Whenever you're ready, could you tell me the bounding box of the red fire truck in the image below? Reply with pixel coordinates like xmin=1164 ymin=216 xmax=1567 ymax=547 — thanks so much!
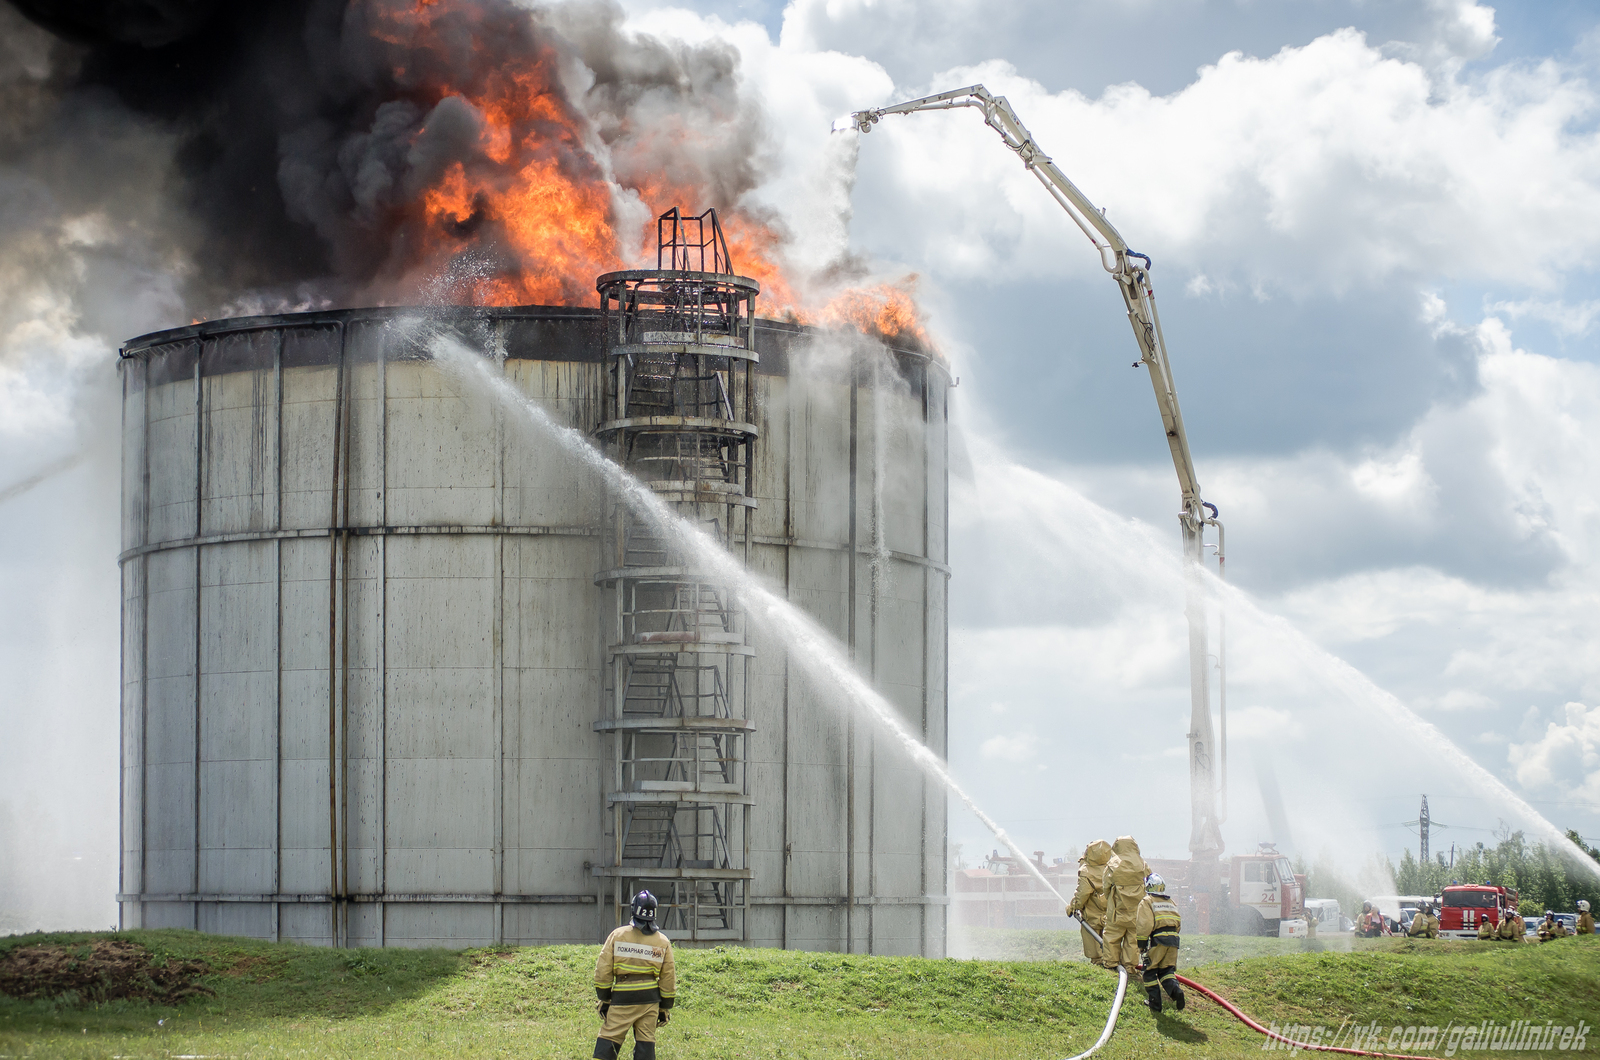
xmin=1226 ymin=843 xmax=1306 ymax=936
xmin=1438 ymin=882 xmax=1519 ymax=940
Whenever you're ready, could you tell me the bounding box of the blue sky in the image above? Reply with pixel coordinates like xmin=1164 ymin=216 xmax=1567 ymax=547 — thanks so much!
xmin=3 ymin=0 xmax=1599 ymax=928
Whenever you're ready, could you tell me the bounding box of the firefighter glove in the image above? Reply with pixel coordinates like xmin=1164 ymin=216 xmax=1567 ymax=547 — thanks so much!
xmin=596 ymin=1001 xmax=609 ymax=1018
xmin=657 ymin=1009 xmax=671 ymax=1027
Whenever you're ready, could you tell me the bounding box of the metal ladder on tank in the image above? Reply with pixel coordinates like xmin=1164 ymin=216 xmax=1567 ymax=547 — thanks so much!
xmin=596 ymin=207 xmax=757 ymax=941
xmin=615 ymin=583 xmax=737 ymax=870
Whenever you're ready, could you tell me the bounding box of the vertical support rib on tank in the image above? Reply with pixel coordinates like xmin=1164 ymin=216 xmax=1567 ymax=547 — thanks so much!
xmin=592 ymin=209 xmax=761 ymax=942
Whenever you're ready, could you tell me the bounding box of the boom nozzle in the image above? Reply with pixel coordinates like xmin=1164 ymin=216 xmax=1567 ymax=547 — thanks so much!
xmin=845 ymin=109 xmax=878 ymax=133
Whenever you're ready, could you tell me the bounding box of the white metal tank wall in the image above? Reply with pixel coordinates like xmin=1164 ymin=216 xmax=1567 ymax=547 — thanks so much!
xmin=118 ymin=308 xmax=949 ymax=953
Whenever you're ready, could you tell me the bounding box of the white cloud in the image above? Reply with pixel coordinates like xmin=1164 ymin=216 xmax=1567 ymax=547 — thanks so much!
xmin=979 ymin=733 xmax=1037 ymax=763
xmin=1508 ymin=702 xmax=1600 ymax=810
xmin=1350 ymin=448 xmax=1435 ymax=512
xmin=632 ymin=3 xmax=1600 ymax=301
xmin=1417 ymin=688 xmax=1499 ymax=713
xmin=1486 ymin=296 xmax=1600 ymax=338
xmin=829 ymin=28 xmax=1600 ymax=296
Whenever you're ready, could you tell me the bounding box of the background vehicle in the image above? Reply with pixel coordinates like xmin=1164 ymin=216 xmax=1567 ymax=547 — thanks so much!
xmin=1438 ymin=883 xmax=1518 ymax=940
xmin=1304 ymin=898 xmax=1350 ymax=933
xmin=1227 ymin=844 xmax=1305 ymax=935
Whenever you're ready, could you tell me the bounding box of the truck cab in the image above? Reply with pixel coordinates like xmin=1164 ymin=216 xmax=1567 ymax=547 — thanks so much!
xmin=1438 ymin=883 xmax=1518 ymax=940
xmin=1228 ymin=843 xmax=1304 ymax=936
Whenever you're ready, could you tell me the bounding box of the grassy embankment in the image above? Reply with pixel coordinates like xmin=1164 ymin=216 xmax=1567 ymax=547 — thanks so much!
xmin=1 ymin=929 xmax=1596 ymax=1059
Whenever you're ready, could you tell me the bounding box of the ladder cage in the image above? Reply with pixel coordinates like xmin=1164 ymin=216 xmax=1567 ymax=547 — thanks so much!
xmin=618 ymin=729 xmax=744 ymax=791
xmin=594 ymin=206 xmax=760 ymax=943
xmin=657 ymin=207 xmax=734 ymax=275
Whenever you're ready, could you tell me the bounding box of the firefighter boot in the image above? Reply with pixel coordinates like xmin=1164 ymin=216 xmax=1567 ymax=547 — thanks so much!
xmin=592 ymin=1038 xmax=620 ymax=1060
xmin=1146 ymin=985 xmax=1163 ymax=1014
xmin=1163 ymin=978 xmax=1186 ymax=1011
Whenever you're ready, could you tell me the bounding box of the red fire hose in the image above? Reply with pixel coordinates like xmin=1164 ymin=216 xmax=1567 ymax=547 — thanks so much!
xmin=1175 ymin=975 xmax=1443 ymax=1060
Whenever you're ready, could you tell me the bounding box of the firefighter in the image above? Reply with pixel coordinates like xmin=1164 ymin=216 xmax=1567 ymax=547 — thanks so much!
xmin=1577 ymin=900 xmax=1594 ymax=935
xmin=1496 ymin=909 xmax=1524 ymax=942
xmin=1136 ymin=873 xmax=1185 ymax=1014
xmin=1357 ymin=902 xmax=1385 ymax=938
xmin=1476 ymin=915 xmax=1495 ymax=941
xmin=1065 ymin=840 xmax=1113 ymax=967
xmin=1537 ymin=911 xmax=1568 ymax=942
xmin=593 ymin=891 xmax=676 ymax=1060
xmin=1099 ymin=835 xmax=1150 ymax=976
xmin=1407 ymin=902 xmax=1439 ymax=939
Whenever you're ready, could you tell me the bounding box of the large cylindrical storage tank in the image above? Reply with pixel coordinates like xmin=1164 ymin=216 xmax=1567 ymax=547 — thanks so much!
xmin=117 ymin=304 xmax=950 ymax=953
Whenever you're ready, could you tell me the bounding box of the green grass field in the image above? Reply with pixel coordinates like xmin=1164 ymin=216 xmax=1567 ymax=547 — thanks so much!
xmin=1 ymin=929 xmax=1596 ymax=1059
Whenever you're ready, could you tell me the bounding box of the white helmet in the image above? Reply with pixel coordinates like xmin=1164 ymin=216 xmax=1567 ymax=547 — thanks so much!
xmin=1145 ymin=873 xmax=1167 ymax=894
xmin=1580 ymin=900 xmax=1591 ymax=912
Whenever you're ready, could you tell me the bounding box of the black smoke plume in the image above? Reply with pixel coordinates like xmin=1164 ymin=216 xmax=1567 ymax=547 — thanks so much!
xmin=3 ymin=0 xmax=776 ymax=320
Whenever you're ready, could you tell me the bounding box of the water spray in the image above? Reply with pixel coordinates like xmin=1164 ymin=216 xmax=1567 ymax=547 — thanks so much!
xmin=419 ymin=326 xmax=1076 ymax=907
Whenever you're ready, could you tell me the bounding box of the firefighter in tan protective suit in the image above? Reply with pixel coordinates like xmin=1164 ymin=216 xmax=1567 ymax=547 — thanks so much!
xmin=1065 ymin=840 xmax=1113 ymax=967
xmin=1407 ymin=903 xmax=1439 ymax=939
xmin=1537 ymin=911 xmax=1569 ymax=941
xmin=1496 ymin=909 xmax=1524 ymax=941
xmin=1577 ymin=900 xmax=1594 ymax=935
xmin=593 ymin=891 xmax=676 ymax=1060
xmin=1099 ymin=835 xmax=1150 ymax=976
xmin=1476 ymin=916 xmax=1495 ymax=941
xmin=1135 ymin=873 xmax=1185 ymax=1014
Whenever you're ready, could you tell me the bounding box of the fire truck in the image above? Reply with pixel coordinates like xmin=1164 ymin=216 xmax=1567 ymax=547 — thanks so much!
xmin=1438 ymin=882 xmax=1519 ymax=940
xmin=1225 ymin=843 xmax=1306 ymax=935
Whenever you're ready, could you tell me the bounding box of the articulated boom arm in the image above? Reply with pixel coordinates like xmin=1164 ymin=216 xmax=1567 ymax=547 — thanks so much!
xmin=851 ymin=85 xmax=1228 ymax=878
xmin=851 ymin=85 xmax=1204 ymax=524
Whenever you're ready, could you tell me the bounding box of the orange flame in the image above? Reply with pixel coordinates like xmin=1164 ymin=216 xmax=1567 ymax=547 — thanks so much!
xmin=809 ymin=281 xmax=931 ymax=350
xmin=368 ymin=0 xmax=935 ymax=354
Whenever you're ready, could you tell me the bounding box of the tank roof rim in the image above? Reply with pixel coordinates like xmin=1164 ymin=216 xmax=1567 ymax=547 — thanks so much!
xmin=120 ymin=303 xmax=607 ymax=356
xmin=116 ymin=303 xmax=951 ymax=380
xmin=596 ymin=269 xmax=761 ymax=293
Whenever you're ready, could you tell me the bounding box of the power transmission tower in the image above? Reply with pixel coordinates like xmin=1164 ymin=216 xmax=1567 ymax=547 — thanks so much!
xmin=1419 ymin=795 xmax=1431 ymax=863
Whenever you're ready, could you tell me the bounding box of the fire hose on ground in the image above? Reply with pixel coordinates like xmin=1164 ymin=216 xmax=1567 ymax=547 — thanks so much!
xmin=1064 ymin=915 xmax=1441 ymax=1060
xmin=1175 ymin=975 xmax=1443 ymax=1060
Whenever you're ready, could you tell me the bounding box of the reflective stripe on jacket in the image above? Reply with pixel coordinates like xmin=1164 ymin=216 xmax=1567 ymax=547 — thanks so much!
xmin=594 ymin=925 xmax=676 ymax=1005
xmin=1136 ymin=893 xmax=1182 ymax=947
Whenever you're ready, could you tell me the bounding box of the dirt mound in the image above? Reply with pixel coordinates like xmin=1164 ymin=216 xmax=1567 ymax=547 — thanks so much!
xmin=0 ymin=939 xmax=213 ymax=1004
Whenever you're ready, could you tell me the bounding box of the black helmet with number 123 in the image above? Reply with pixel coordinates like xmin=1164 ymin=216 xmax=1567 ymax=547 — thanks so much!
xmin=632 ymin=890 xmax=659 ymax=934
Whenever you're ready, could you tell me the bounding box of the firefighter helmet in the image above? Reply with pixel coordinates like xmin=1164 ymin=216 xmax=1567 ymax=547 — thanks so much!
xmin=1145 ymin=873 xmax=1167 ymax=894
xmin=1579 ymin=900 xmax=1591 ymax=912
xmin=631 ymin=890 xmax=659 ymax=933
